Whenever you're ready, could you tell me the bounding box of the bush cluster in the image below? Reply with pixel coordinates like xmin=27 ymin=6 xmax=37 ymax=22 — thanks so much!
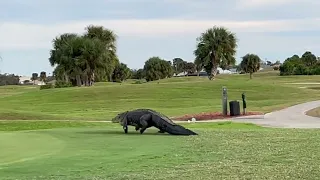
xmin=39 ymin=84 xmax=54 ymax=90
xmin=39 ymin=81 xmax=73 ymax=90
xmin=279 ymin=51 xmax=320 ymax=76
xmin=55 ymin=81 xmax=73 ymax=88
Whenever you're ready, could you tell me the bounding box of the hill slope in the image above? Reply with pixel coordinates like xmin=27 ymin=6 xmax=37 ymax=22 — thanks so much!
xmin=1 ymin=72 xmax=320 ymax=120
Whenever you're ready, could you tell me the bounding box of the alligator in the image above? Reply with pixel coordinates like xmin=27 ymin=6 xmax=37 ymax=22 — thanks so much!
xmin=111 ymin=109 xmax=198 ymax=136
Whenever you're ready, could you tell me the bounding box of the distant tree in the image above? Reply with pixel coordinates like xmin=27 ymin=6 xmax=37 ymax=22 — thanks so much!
xmin=194 ymin=57 xmax=204 ymax=76
xmin=240 ymin=53 xmax=261 ymax=79
xmin=194 ymin=26 xmax=237 ymax=80
xmin=266 ymin=61 xmax=272 ymax=65
xmin=40 ymin=71 xmax=47 ymax=82
xmin=274 ymin=60 xmax=281 ymax=65
xmin=112 ymin=63 xmax=131 ymax=82
xmin=144 ymin=57 xmax=173 ymax=82
xmin=0 ymin=74 xmax=20 ymax=86
xmin=48 ymin=25 xmax=119 ymax=87
xmin=181 ymin=61 xmax=188 ymax=73
xmin=301 ymin=51 xmax=317 ymax=66
xmin=31 ymin=73 xmax=38 ymax=84
xmin=46 ymin=75 xmax=55 ymax=82
xmin=131 ymin=68 xmax=145 ymax=79
xmin=172 ymin=58 xmax=185 ymax=74
xmin=185 ymin=62 xmax=196 ymax=75
xmin=279 ymin=51 xmax=320 ymax=76
xmin=279 ymin=55 xmax=301 ymax=75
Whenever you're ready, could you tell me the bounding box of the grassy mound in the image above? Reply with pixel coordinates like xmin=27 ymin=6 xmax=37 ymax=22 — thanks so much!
xmin=1 ymin=72 xmax=320 ymax=121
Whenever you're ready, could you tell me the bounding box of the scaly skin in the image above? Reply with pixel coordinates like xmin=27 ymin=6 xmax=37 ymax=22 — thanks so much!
xmin=111 ymin=109 xmax=198 ymax=136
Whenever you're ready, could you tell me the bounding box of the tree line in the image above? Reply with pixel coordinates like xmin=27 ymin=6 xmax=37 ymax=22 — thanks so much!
xmin=47 ymin=24 xmax=270 ymax=86
xmin=6 ymin=24 xmax=312 ymax=87
xmin=0 ymin=73 xmax=20 ymax=86
xmin=279 ymin=51 xmax=320 ymax=75
xmin=3 ymin=24 xmax=319 ymax=88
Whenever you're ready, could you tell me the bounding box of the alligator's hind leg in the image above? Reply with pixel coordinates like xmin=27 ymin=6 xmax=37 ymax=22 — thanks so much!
xmin=135 ymin=125 xmax=140 ymax=131
xmin=139 ymin=114 xmax=152 ymax=134
xmin=158 ymin=124 xmax=168 ymax=133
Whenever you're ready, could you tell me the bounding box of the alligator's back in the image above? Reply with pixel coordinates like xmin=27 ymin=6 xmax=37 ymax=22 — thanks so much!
xmin=144 ymin=109 xmax=176 ymax=125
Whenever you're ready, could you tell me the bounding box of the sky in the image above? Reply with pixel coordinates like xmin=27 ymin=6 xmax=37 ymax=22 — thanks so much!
xmin=0 ymin=0 xmax=320 ymax=76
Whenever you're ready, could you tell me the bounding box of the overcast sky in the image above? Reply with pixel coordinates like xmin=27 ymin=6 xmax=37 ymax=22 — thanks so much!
xmin=1 ymin=0 xmax=320 ymax=76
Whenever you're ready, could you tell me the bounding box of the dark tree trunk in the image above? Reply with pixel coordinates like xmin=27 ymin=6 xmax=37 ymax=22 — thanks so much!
xmin=85 ymin=77 xmax=89 ymax=86
xmin=76 ymin=75 xmax=81 ymax=87
xmin=90 ymin=72 xmax=95 ymax=86
xmin=210 ymin=50 xmax=218 ymax=80
xmin=250 ymin=73 xmax=253 ymax=79
xmin=64 ymin=73 xmax=69 ymax=83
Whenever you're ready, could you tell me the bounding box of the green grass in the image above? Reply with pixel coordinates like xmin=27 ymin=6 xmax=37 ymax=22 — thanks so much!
xmin=1 ymin=121 xmax=320 ymax=179
xmin=1 ymin=71 xmax=320 ymax=121
xmin=2 ymin=72 xmax=320 ymax=179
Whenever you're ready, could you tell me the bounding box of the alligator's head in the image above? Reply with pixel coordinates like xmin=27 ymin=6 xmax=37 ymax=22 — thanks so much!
xmin=111 ymin=111 xmax=128 ymax=125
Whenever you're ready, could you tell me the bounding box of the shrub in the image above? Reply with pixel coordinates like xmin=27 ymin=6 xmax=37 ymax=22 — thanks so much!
xmin=40 ymin=84 xmax=54 ymax=90
xmin=279 ymin=51 xmax=320 ymax=76
xmin=310 ymin=66 xmax=320 ymax=75
xmin=55 ymin=81 xmax=73 ymax=88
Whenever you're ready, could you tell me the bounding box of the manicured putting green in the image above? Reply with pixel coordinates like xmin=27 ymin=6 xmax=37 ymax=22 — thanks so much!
xmin=1 ymin=121 xmax=320 ymax=179
xmin=0 ymin=132 xmax=64 ymax=167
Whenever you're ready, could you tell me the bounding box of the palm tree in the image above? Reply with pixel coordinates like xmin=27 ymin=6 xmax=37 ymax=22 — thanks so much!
xmin=48 ymin=25 xmax=120 ymax=87
xmin=194 ymin=26 xmax=237 ymax=80
xmin=84 ymin=25 xmax=118 ymax=83
xmin=49 ymin=33 xmax=79 ymax=83
xmin=74 ymin=36 xmax=110 ymax=86
xmin=240 ymin=53 xmax=261 ymax=79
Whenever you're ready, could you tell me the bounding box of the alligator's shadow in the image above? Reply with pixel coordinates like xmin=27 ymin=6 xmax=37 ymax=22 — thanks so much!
xmin=77 ymin=129 xmax=172 ymax=136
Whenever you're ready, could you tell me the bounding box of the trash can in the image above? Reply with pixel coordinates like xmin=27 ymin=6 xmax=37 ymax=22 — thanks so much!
xmin=229 ymin=101 xmax=240 ymax=116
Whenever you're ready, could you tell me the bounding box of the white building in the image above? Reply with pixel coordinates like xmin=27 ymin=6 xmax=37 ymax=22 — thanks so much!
xmin=19 ymin=76 xmax=46 ymax=85
xmin=19 ymin=76 xmax=31 ymax=84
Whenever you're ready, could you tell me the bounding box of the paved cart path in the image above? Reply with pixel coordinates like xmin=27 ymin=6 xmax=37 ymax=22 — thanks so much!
xmin=221 ymin=100 xmax=320 ymax=128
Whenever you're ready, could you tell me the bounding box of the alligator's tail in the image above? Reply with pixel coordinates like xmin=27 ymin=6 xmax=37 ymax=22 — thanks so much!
xmin=164 ymin=124 xmax=198 ymax=136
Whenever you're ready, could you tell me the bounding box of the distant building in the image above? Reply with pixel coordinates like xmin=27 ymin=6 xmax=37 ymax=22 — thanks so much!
xmin=18 ymin=76 xmax=46 ymax=85
xmin=229 ymin=68 xmax=238 ymax=74
xmin=19 ymin=76 xmax=31 ymax=84
xmin=173 ymin=72 xmax=188 ymax=77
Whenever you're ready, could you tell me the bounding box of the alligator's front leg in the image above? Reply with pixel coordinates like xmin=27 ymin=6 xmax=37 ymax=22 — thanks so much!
xmin=139 ymin=114 xmax=152 ymax=134
xmin=123 ymin=117 xmax=128 ymax=134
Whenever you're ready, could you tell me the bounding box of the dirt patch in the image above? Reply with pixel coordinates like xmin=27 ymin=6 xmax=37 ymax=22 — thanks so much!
xmin=305 ymin=107 xmax=320 ymax=118
xmin=286 ymin=82 xmax=320 ymax=85
xmin=172 ymin=111 xmax=264 ymax=121
xmin=307 ymin=87 xmax=320 ymax=90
